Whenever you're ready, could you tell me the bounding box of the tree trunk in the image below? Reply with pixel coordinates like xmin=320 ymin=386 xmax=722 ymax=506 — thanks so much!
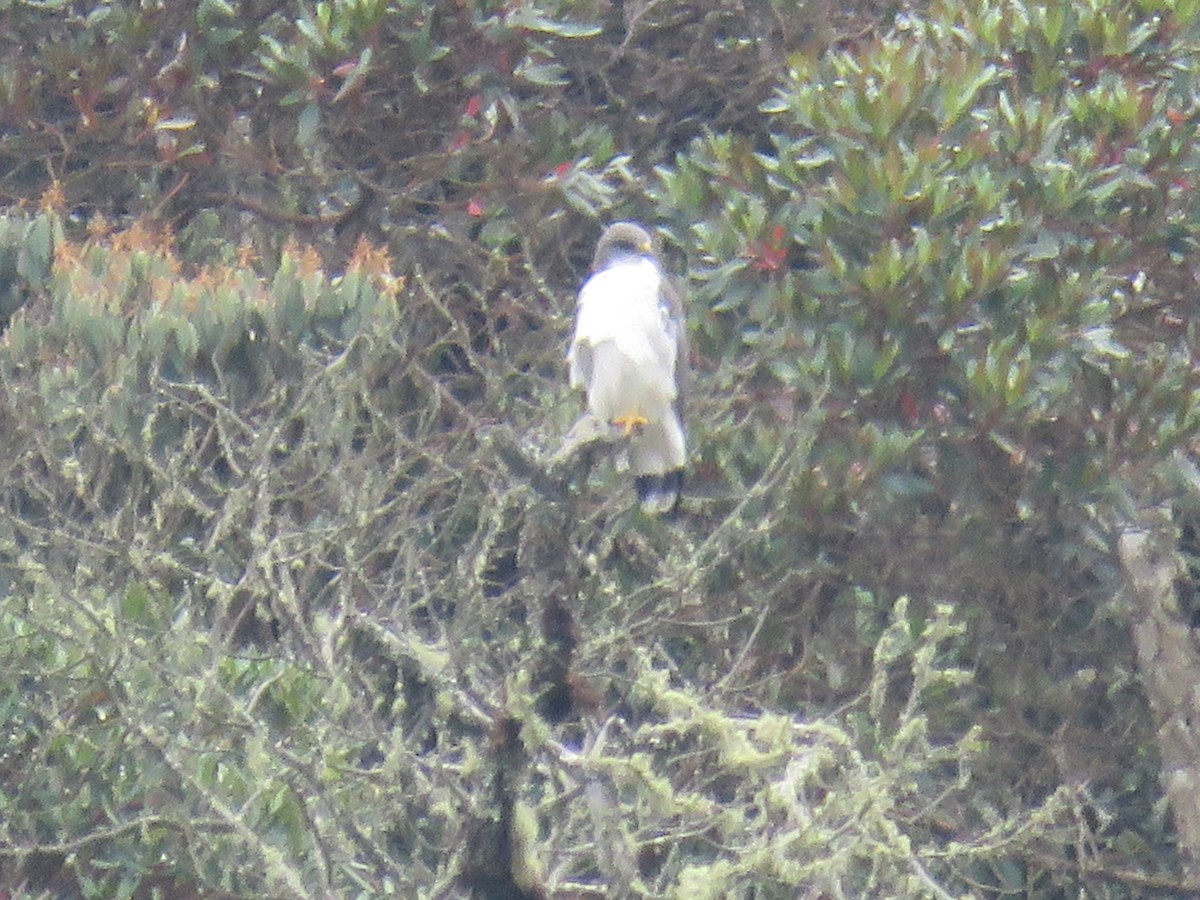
xmin=1119 ymin=510 xmax=1200 ymax=880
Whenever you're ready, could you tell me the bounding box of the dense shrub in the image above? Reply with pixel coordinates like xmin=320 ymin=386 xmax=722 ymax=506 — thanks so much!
xmin=3 ymin=0 xmax=1200 ymax=896
xmin=0 ymin=217 xmax=1054 ymax=897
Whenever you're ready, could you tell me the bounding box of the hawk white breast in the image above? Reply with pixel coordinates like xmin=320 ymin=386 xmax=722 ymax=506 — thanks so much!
xmin=568 ymin=222 xmax=686 ymax=515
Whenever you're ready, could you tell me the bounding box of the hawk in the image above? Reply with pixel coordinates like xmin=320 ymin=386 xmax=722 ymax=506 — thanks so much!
xmin=568 ymin=222 xmax=687 ymax=515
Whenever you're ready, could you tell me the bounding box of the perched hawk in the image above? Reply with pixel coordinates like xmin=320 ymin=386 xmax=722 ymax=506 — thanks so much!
xmin=568 ymin=222 xmax=687 ymax=514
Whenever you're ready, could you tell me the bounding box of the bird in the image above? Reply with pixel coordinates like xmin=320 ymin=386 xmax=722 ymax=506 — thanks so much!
xmin=567 ymin=222 xmax=687 ymax=515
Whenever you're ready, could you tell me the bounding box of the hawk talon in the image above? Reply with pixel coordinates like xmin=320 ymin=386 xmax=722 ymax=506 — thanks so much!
xmin=612 ymin=413 xmax=649 ymax=436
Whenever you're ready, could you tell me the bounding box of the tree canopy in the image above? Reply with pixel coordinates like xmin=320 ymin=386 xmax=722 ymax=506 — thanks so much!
xmin=4 ymin=0 xmax=1200 ymax=897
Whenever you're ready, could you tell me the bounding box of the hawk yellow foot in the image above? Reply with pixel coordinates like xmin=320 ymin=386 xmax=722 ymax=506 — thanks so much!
xmin=612 ymin=413 xmax=649 ymax=436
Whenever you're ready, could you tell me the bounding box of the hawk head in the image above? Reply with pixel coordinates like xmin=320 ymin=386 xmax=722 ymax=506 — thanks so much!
xmin=592 ymin=222 xmax=656 ymax=271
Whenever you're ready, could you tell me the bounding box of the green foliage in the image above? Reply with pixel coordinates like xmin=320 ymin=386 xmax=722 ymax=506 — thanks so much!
xmin=659 ymin=0 xmax=1200 ymax=504
xmin=3 ymin=0 xmax=1200 ymax=896
xmin=0 ymin=210 xmax=59 ymax=329
xmin=0 ymin=0 xmax=787 ymax=281
xmin=0 ymin=472 xmax=1075 ymax=896
xmin=646 ymin=0 xmax=1200 ymax=891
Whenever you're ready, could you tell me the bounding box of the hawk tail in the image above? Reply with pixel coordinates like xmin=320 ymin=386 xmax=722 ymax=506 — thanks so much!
xmin=635 ymin=469 xmax=683 ymax=516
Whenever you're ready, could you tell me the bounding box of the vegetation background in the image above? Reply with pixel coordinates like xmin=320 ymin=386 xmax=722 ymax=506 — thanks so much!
xmin=3 ymin=0 xmax=1200 ymax=896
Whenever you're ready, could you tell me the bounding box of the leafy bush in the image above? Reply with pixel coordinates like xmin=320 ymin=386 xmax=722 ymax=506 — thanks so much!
xmin=0 ymin=217 xmax=1056 ymax=897
xmin=4 ymin=0 xmax=1200 ymax=896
